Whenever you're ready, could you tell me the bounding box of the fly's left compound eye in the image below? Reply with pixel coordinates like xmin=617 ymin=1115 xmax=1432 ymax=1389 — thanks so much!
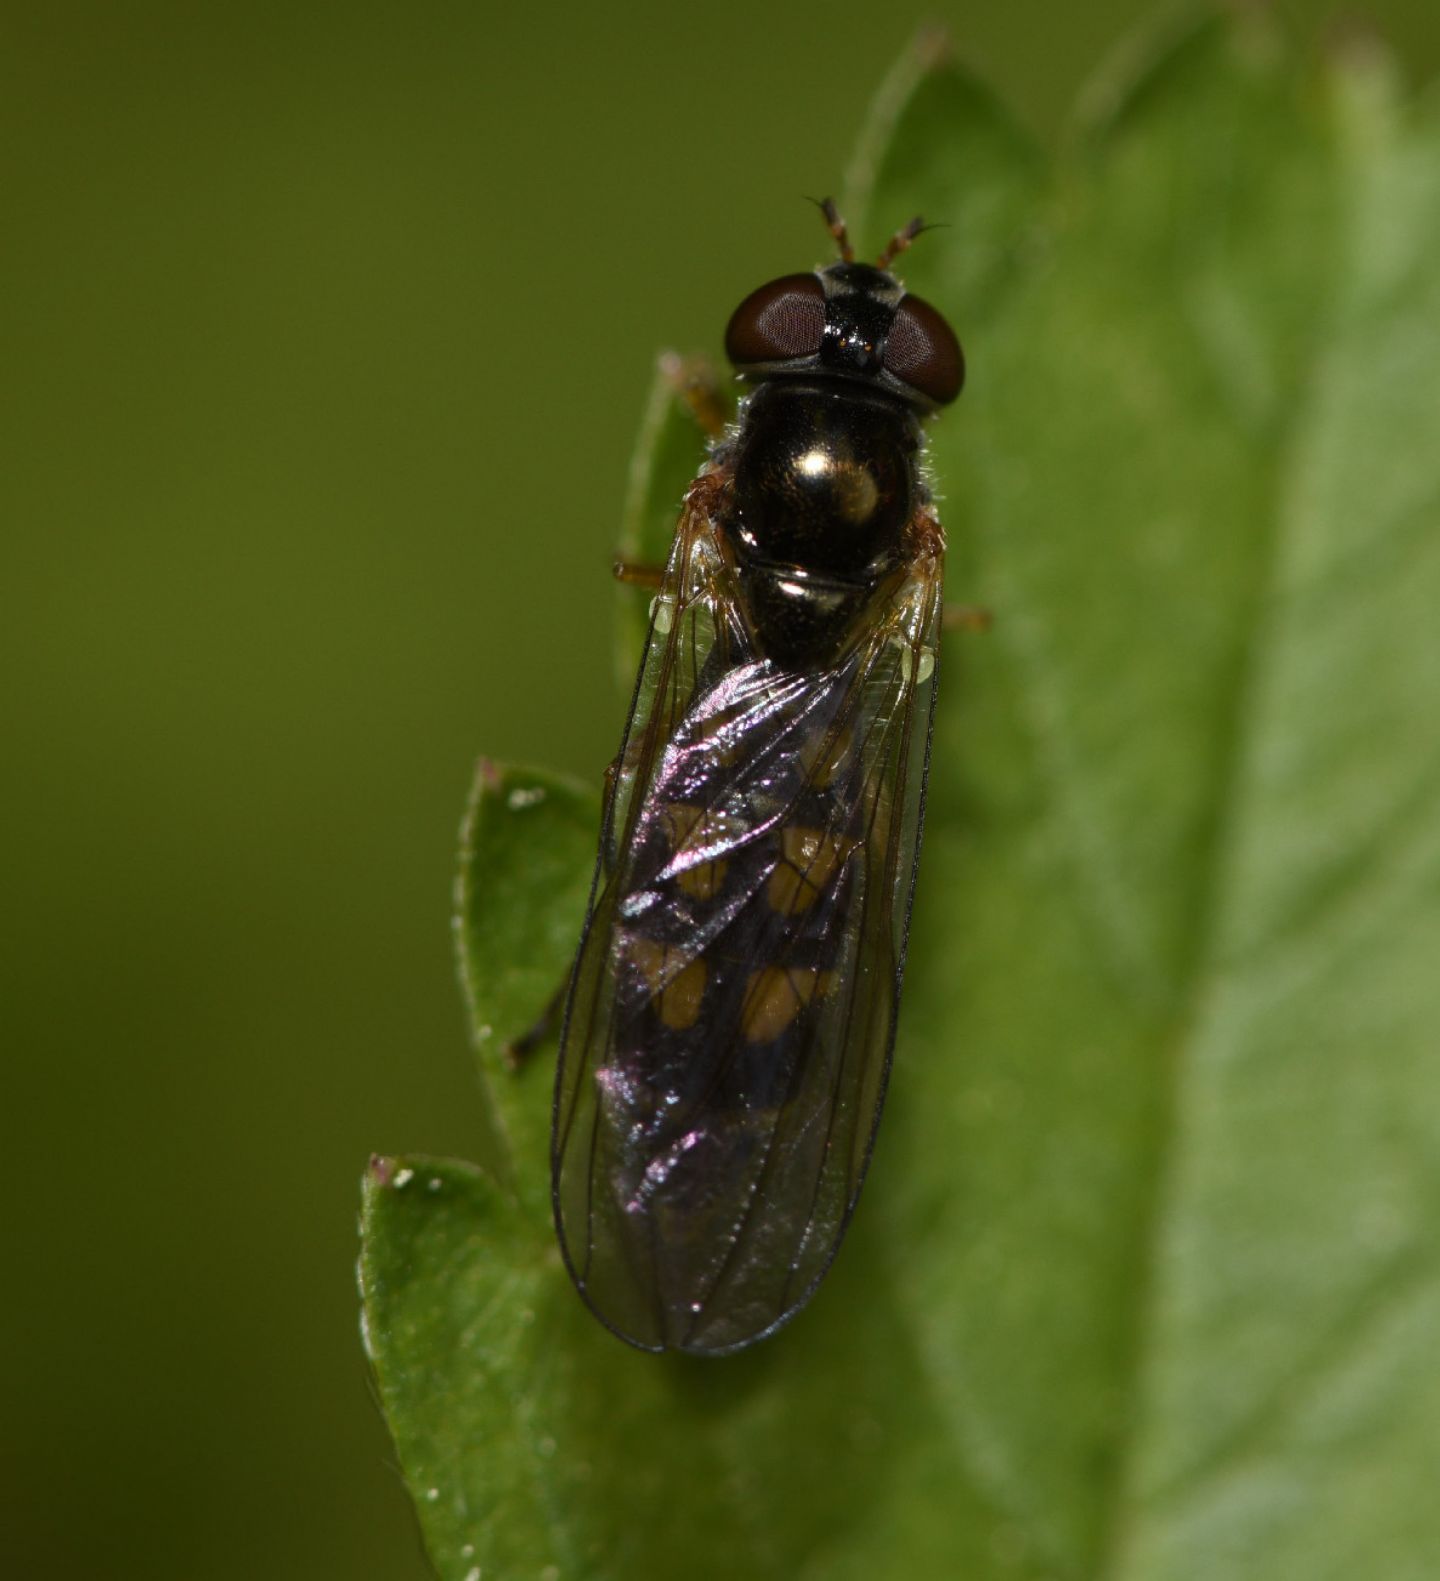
xmin=883 ymin=293 xmax=965 ymax=405
xmin=724 ymin=273 xmax=826 ymax=368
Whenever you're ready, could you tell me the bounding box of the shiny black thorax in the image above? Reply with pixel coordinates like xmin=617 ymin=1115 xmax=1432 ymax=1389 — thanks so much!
xmin=722 ymin=378 xmax=921 ymax=671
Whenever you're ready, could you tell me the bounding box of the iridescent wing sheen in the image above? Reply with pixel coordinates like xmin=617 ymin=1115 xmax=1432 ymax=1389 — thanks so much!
xmin=553 ymin=484 xmax=943 ymax=1354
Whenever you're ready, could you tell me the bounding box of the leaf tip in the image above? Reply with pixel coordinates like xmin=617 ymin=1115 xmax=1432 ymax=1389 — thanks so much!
xmin=365 ymin=1153 xmax=425 ymax=1202
xmin=1069 ymin=5 xmax=1242 ymax=145
xmin=360 ymin=1152 xmax=416 ymax=1239
xmin=910 ymin=19 xmax=955 ymax=74
xmin=843 ymin=21 xmax=967 ymax=229
xmin=1319 ymin=10 xmax=1400 ymax=82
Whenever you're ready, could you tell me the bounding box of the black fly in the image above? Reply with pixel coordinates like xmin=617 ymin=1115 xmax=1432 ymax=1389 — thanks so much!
xmin=552 ymin=200 xmax=964 ymax=1353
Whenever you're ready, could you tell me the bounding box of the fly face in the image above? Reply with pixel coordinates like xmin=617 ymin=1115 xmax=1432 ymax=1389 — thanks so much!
xmin=552 ymin=200 xmax=962 ymax=1354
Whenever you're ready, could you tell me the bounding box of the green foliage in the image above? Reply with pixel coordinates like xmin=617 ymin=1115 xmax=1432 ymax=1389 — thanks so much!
xmin=360 ymin=10 xmax=1440 ymax=1576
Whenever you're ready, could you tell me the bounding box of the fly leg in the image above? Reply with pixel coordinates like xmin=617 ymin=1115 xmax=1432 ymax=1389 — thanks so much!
xmin=613 ymin=354 xmax=730 ymax=586
xmin=613 ymin=559 xmax=665 ymax=589
xmin=909 ymin=506 xmax=992 ymax=634
xmin=502 ymin=979 xmax=569 ymax=1067
xmin=944 ymin=604 xmax=994 ymax=634
xmin=659 ymin=349 xmax=730 ymax=440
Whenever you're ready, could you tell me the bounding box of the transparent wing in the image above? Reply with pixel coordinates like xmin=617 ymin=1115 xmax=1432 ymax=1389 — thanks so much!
xmin=553 ymin=491 xmax=943 ymax=1354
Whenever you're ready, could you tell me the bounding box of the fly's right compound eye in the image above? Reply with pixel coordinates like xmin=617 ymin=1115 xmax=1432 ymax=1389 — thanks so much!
xmin=724 ymin=273 xmax=826 ymax=368
xmin=882 ymin=293 xmax=965 ymax=405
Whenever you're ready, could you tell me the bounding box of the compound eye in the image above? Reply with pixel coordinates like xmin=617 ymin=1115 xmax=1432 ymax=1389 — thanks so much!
xmin=883 ymin=293 xmax=964 ymax=404
xmin=724 ymin=273 xmax=826 ymax=367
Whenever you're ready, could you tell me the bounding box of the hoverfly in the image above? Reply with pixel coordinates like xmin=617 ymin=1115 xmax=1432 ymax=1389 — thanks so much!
xmin=552 ymin=200 xmax=964 ymax=1354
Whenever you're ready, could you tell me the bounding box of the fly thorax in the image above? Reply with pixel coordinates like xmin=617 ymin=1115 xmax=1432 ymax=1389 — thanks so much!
xmin=728 ymin=382 xmax=917 ymax=579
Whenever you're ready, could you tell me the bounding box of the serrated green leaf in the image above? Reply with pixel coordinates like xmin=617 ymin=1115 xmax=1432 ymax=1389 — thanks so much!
xmin=365 ymin=12 xmax=1440 ymax=1579
xmin=453 ymin=760 xmax=597 ymax=1207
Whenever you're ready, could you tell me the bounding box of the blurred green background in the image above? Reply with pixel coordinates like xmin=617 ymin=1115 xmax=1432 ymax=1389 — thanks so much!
xmin=4 ymin=3 xmax=1437 ymax=1576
